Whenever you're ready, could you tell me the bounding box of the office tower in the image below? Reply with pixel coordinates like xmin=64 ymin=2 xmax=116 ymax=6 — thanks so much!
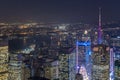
xmin=111 ymin=37 xmax=120 ymax=48
xmin=111 ymin=37 xmax=120 ymax=79
xmin=43 ymin=61 xmax=59 ymax=80
xmin=8 ymin=54 xmax=23 ymax=80
xmin=92 ymin=44 xmax=110 ymax=80
xmin=76 ymin=41 xmax=91 ymax=79
xmin=8 ymin=36 xmax=33 ymax=80
xmin=76 ymin=30 xmax=91 ymax=80
xmin=92 ymin=8 xmax=110 ymax=80
xmin=82 ymin=30 xmax=91 ymax=65
xmin=8 ymin=37 xmax=24 ymax=80
xmin=110 ymin=48 xmax=114 ymax=80
xmin=59 ymin=47 xmax=76 ymax=80
xmin=44 ymin=64 xmax=52 ymax=79
xmin=22 ymin=63 xmax=31 ymax=80
xmin=51 ymin=61 xmax=59 ymax=80
xmin=0 ymin=46 xmax=9 ymax=80
xmin=114 ymin=59 xmax=120 ymax=79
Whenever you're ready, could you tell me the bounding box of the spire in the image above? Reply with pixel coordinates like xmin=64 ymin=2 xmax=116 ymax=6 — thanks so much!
xmin=99 ymin=8 xmax=102 ymax=27
xmin=98 ymin=7 xmax=102 ymax=44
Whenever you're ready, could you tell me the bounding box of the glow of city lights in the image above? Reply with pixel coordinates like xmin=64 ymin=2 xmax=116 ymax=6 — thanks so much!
xmin=93 ymin=47 xmax=98 ymax=51
xmin=117 ymin=36 xmax=120 ymax=38
xmin=84 ymin=30 xmax=88 ymax=34
xmin=110 ymin=72 xmax=114 ymax=80
xmin=79 ymin=65 xmax=89 ymax=80
xmin=77 ymin=66 xmax=80 ymax=69
xmin=76 ymin=41 xmax=91 ymax=46
xmin=88 ymin=51 xmax=91 ymax=55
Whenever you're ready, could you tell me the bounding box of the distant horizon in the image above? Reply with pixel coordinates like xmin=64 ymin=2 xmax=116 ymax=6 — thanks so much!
xmin=0 ymin=19 xmax=120 ymax=25
xmin=0 ymin=0 xmax=120 ymax=24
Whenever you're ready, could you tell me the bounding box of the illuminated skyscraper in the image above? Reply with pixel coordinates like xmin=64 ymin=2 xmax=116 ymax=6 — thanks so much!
xmin=92 ymin=8 xmax=110 ymax=80
xmin=0 ymin=46 xmax=9 ymax=80
xmin=76 ymin=30 xmax=91 ymax=80
xmin=111 ymin=37 xmax=120 ymax=79
xmin=8 ymin=36 xmax=34 ymax=80
xmin=114 ymin=59 xmax=120 ymax=79
xmin=51 ymin=61 xmax=59 ymax=80
xmin=92 ymin=45 xmax=110 ymax=80
xmin=8 ymin=37 xmax=25 ymax=80
xmin=110 ymin=48 xmax=114 ymax=80
xmin=59 ymin=47 xmax=76 ymax=80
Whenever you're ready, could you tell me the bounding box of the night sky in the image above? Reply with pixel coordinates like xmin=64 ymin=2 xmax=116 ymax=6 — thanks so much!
xmin=0 ymin=0 xmax=120 ymax=24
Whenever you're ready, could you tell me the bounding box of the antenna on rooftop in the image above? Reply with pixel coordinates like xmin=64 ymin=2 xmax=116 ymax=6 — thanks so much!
xmin=98 ymin=7 xmax=102 ymax=44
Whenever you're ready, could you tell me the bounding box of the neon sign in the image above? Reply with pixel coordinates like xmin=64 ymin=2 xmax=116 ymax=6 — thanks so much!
xmin=76 ymin=41 xmax=91 ymax=46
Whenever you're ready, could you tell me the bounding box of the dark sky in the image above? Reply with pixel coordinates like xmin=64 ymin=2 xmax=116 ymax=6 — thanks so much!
xmin=0 ymin=0 xmax=120 ymax=24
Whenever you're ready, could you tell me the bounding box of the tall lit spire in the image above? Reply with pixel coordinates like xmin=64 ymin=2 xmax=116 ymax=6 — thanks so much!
xmin=98 ymin=7 xmax=102 ymax=44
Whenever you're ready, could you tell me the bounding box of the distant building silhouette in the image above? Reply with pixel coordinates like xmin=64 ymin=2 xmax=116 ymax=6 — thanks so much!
xmin=28 ymin=76 xmax=50 ymax=80
xmin=75 ymin=73 xmax=83 ymax=80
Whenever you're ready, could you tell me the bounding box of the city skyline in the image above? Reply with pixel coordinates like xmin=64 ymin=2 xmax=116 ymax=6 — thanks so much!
xmin=0 ymin=0 xmax=120 ymax=24
xmin=0 ymin=1 xmax=120 ymax=80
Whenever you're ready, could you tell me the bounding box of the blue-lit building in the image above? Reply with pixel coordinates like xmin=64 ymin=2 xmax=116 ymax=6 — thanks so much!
xmin=76 ymin=30 xmax=91 ymax=80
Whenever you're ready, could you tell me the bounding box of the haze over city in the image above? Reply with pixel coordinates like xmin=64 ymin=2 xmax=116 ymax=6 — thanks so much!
xmin=0 ymin=0 xmax=120 ymax=80
xmin=0 ymin=0 xmax=120 ymax=24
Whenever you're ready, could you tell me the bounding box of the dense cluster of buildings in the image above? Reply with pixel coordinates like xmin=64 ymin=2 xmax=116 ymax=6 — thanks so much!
xmin=0 ymin=20 xmax=119 ymax=80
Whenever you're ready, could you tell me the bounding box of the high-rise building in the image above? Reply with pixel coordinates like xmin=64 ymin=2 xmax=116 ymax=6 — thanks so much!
xmin=76 ymin=30 xmax=91 ymax=80
xmin=92 ymin=44 xmax=110 ymax=80
xmin=76 ymin=41 xmax=91 ymax=80
xmin=0 ymin=46 xmax=9 ymax=80
xmin=111 ymin=37 xmax=120 ymax=48
xmin=91 ymin=8 xmax=110 ymax=80
xmin=8 ymin=53 xmax=23 ymax=80
xmin=59 ymin=47 xmax=76 ymax=80
xmin=8 ymin=36 xmax=33 ymax=80
xmin=114 ymin=59 xmax=120 ymax=79
xmin=8 ymin=38 xmax=24 ymax=80
xmin=44 ymin=65 xmax=52 ymax=79
xmin=51 ymin=61 xmax=59 ymax=80
xmin=110 ymin=48 xmax=114 ymax=80
xmin=111 ymin=37 xmax=120 ymax=79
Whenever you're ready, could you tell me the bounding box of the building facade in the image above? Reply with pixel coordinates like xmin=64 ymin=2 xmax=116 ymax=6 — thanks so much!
xmin=92 ymin=44 xmax=110 ymax=80
xmin=111 ymin=37 xmax=120 ymax=79
xmin=8 ymin=37 xmax=33 ymax=80
xmin=59 ymin=47 xmax=76 ymax=80
xmin=0 ymin=46 xmax=9 ymax=80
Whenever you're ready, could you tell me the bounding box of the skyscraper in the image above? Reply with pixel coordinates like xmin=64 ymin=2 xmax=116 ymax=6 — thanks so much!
xmin=92 ymin=45 xmax=110 ymax=80
xmin=8 ymin=36 xmax=33 ymax=80
xmin=92 ymin=8 xmax=110 ymax=80
xmin=0 ymin=46 xmax=9 ymax=80
xmin=59 ymin=47 xmax=76 ymax=80
xmin=76 ymin=30 xmax=91 ymax=80
xmin=111 ymin=37 xmax=120 ymax=79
